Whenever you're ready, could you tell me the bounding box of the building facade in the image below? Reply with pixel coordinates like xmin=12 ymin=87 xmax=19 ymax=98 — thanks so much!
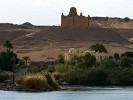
xmin=65 ymin=48 xmax=111 ymax=61
xmin=61 ymin=7 xmax=90 ymax=27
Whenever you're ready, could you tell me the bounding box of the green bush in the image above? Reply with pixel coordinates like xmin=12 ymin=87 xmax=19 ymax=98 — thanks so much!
xmin=101 ymin=59 xmax=118 ymax=69
xmin=0 ymin=51 xmax=19 ymax=71
xmin=87 ymin=68 xmax=108 ymax=85
xmin=66 ymin=53 xmax=96 ymax=69
xmin=90 ymin=44 xmax=107 ymax=53
xmin=114 ymin=53 xmax=120 ymax=60
xmin=54 ymin=64 xmax=68 ymax=73
xmin=55 ymin=54 xmax=65 ymax=64
xmin=107 ymin=68 xmax=133 ymax=85
xmin=63 ymin=69 xmax=88 ymax=85
xmin=119 ymin=57 xmax=133 ymax=68
xmin=121 ymin=52 xmax=133 ymax=58
xmin=47 ymin=65 xmax=55 ymax=73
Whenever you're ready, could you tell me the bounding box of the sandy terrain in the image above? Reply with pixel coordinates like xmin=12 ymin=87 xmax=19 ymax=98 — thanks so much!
xmin=1 ymin=17 xmax=133 ymax=61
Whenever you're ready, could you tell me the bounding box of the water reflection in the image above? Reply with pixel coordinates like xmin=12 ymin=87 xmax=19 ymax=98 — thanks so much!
xmin=0 ymin=86 xmax=133 ymax=100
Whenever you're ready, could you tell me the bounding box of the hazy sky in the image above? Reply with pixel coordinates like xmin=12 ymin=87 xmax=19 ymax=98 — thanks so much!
xmin=0 ymin=0 xmax=132 ymax=25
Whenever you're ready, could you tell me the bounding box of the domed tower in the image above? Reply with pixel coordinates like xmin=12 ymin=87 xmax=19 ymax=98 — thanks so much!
xmin=65 ymin=48 xmax=77 ymax=61
xmin=69 ymin=48 xmax=77 ymax=55
xmin=69 ymin=7 xmax=77 ymax=16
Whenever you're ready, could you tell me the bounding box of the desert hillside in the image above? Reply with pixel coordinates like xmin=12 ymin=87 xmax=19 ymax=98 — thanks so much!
xmin=0 ymin=17 xmax=133 ymax=61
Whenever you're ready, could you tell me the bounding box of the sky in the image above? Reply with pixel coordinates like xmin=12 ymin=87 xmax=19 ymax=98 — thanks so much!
xmin=0 ymin=0 xmax=132 ymax=25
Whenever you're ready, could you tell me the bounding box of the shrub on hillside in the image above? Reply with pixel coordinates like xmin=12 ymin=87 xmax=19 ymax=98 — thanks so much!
xmin=124 ymin=17 xmax=130 ymax=21
xmin=90 ymin=44 xmax=107 ymax=53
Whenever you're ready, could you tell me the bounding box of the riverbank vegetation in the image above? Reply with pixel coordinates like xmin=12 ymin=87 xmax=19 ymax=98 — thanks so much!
xmin=0 ymin=40 xmax=58 ymax=91
xmin=1 ymin=41 xmax=133 ymax=91
xmin=52 ymin=48 xmax=133 ymax=86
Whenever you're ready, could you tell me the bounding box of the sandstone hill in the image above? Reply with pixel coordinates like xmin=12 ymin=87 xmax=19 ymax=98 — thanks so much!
xmin=0 ymin=17 xmax=133 ymax=61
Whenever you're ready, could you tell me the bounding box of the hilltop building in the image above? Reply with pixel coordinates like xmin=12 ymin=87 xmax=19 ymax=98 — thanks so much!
xmin=61 ymin=7 xmax=90 ymax=27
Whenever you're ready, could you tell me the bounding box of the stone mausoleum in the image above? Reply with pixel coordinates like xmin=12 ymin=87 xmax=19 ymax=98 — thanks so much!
xmin=61 ymin=7 xmax=90 ymax=27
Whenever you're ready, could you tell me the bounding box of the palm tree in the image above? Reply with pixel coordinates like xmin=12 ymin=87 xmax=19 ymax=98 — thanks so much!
xmin=23 ymin=56 xmax=31 ymax=66
xmin=22 ymin=56 xmax=31 ymax=75
xmin=3 ymin=40 xmax=13 ymax=51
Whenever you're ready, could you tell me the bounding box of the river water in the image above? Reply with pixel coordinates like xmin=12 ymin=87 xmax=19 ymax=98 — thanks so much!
xmin=0 ymin=86 xmax=133 ymax=100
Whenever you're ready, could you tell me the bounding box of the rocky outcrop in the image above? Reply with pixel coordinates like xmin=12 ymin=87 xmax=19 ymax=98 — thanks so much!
xmin=90 ymin=17 xmax=133 ymax=29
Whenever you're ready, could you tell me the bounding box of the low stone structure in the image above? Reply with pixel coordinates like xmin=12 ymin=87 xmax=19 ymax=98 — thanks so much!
xmin=85 ymin=50 xmax=110 ymax=61
xmin=65 ymin=48 xmax=110 ymax=61
xmin=61 ymin=7 xmax=90 ymax=27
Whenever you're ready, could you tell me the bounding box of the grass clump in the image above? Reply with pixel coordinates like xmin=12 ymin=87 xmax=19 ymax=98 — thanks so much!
xmin=0 ymin=70 xmax=9 ymax=83
xmin=17 ymin=73 xmax=51 ymax=90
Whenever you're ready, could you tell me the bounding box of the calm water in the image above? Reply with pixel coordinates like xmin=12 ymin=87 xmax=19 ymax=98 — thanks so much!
xmin=0 ymin=86 xmax=133 ymax=100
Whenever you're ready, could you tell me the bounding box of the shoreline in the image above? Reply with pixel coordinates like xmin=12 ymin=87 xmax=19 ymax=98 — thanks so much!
xmin=0 ymin=86 xmax=61 ymax=92
xmin=1 ymin=85 xmax=133 ymax=92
